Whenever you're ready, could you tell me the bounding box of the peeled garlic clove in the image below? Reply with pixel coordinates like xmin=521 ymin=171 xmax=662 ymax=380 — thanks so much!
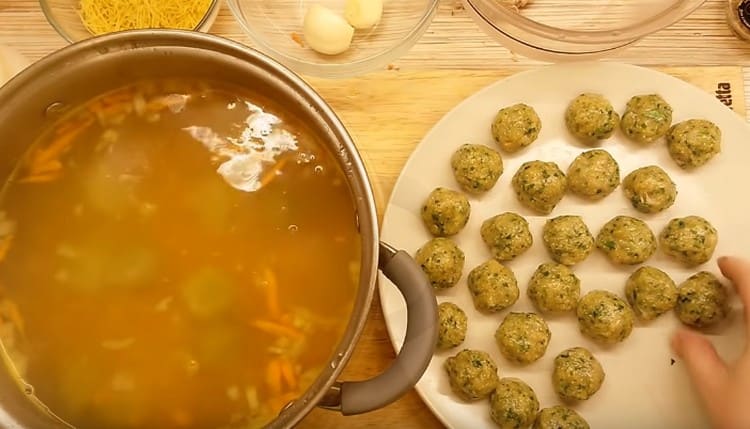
xmin=303 ymin=4 xmax=355 ymax=56
xmin=344 ymin=0 xmax=383 ymax=29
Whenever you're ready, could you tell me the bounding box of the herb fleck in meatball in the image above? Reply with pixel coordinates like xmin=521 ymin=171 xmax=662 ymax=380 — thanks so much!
xmin=468 ymin=260 xmax=519 ymax=312
xmin=565 ymin=93 xmax=620 ymax=145
xmin=566 ymin=149 xmax=620 ymax=200
xmin=625 ymin=266 xmax=678 ymax=321
xmin=512 ymin=160 xmax=567 ymax=215
xmin=451 ymin=144 xmax=504 ymax=194
xmin=552 ymin=347 xmax=605 ymax=401
xmin=533 ymin=406 xmax=590 ymax=429
xmin=444 ymin=349 xmax=500 ymax=401
xmin=596 ymin=215 xmax=657 ymax=265
xmin=622 ymin=166 xmax=677 ymax=214
xmin=542 ymin=215 xmax=594 ymax=266
xmin=490 ymin=378 xmax=540 ymax=429
xmin=659 ymin=216 xmax=718 ymax=267
xmin=495 ymin=312 xmax=551 ymax=365
xmin=620 ymin=94 xmax=673 ymax=144
xmin=576 ymin=290 xmax=635 ymax=344
xmin=675 ymin=271 xmax=729 ymax=328
xmin=420 ymin=187 xmax=471 ymax=237
xmin=414 ymin=238 xmax=465 ymax=289
xmin=480 ymin=212 xmax=533 ymax=261
xmin=437 ymin=302 xmax=468 ymax=349
xmin=491 ymin=103 xmax=542 ymax=153
xmin=527 ymin=262 xmax=581 ymax=313
xmin=667 ymin=119 xmax=721 ymax=169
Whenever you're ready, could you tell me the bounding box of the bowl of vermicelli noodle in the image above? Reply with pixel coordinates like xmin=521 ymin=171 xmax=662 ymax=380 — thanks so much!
xmin=40 ymin=0 xmax=221 ymax=43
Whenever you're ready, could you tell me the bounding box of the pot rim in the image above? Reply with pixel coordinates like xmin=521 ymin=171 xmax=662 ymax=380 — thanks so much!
xmin=0 ymin=29 xmax=381 ymax=429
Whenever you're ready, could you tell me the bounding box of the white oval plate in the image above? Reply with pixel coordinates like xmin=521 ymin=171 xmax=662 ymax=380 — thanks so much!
xmin=378 ymin=62 xmax=748 ymax=429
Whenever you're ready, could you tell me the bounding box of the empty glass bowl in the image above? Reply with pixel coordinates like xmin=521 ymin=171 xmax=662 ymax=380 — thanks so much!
xmin=463 ymin=0 xmax=707 ymax=61
xmin=40 ymin=0 xmax=221 ymax=43
xmin=226 ymin=0 xmax=440 ymax=78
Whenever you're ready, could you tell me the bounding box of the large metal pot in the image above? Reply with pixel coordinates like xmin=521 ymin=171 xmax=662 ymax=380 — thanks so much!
xmin=0 ymin=31 xmax=437 ymax=429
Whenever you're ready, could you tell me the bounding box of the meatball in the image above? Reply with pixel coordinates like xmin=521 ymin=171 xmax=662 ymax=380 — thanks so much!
xmin=511 ymin=160 xmax=567 ymax=215
xmin=533 ymin=406 xmax=590 ymax=429
xmin=467 ymin=260 xmax=519 ymax=312
xmin=480 ymin=212 xmax=533 ymax=261
xmin=495 ymin=312 xmax=551 ymax=365
xmin=625 ymin=266 xmax=678 ymax=321
xmin=565 ymin=93 xmax=620 ymax=145
xmin=675 ymin=271 xmax=729 ymax=328
xmin=437 ymin=302 xmax=468 ymax=349
xmin=414 ymin=238 xmax=465 ymax=289
xmin=667 ymin=119 xmax=721 ymax=169
xmin=420 ymin=187 xmax=471 ymax=237
xmin=622 ymin=166 xmax=677 ymax=214
xmin=491 ymin=103 xmax=542 ymax=153
xmin=659 ymin=216 xmax=718 ymax=267
xmin=566 ymin=149 xmax=620 ymax=200
xmin=552 ymin=347 xmax=605 ymax=401
xmin=444 ymin=349 xmax=500 ymax=401
xmin=596 ymin=215 xmax=657 ymax=265
xmin=620 ymin=94 xmax=673 ymax=144
xmin=450 ymin=144 xmax=504 ymax=194
xmin=490 ymin=378 xmax=540 ymax=429
xmin=576 ymin=290 xmax=635 ymax=344
xmin=542 ymin=215 xmax=594 ymax=265
xmin=527 ymin=262 xmax=581 ymax=313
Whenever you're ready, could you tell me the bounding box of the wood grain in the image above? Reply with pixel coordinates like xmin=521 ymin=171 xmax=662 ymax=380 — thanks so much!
xmin=0 ymin=1 xmax=747 ymax=427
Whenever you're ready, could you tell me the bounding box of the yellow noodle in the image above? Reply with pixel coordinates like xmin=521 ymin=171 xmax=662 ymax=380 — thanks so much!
xmin=77 ymin=0 xmax=213 ymax=36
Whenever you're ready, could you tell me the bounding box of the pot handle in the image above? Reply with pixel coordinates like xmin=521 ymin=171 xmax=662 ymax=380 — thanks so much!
xmin=319 ymin=242 xmax=437 ymax=415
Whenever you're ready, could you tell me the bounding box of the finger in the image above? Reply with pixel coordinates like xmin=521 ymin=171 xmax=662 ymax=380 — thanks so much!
xmin=671 ymin=329 xmax=728 ymax=417
xmin=719 ymin=256 xmax=750 ymax=327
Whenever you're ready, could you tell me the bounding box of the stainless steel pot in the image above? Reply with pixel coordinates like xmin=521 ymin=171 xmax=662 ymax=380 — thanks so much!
xmin=0 ymin=31 xmax=437 ymax=429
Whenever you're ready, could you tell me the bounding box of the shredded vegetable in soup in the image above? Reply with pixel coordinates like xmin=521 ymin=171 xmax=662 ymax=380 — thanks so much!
xmin=0 ymin=79 xmax=361 ymax=429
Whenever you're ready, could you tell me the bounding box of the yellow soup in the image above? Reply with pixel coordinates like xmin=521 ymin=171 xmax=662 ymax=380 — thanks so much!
xmin=0 ymin=79 xmax=361 ymax=429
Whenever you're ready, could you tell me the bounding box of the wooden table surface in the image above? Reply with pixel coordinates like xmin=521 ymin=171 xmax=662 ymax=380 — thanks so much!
xmin=1 ymin=1 xmax=750 ymax=428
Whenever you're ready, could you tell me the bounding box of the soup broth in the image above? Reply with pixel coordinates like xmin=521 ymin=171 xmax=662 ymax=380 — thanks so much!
xmin=0 ymin=79 xmax=361 ymax=429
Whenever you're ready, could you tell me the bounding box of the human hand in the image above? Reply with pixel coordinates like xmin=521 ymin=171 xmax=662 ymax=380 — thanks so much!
xmin=671 ymin=256 xmax=750 ymax=429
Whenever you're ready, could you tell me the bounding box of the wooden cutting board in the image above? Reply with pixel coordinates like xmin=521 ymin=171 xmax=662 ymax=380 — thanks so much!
xmin=293 ymin=66 xmax=746 ymax=429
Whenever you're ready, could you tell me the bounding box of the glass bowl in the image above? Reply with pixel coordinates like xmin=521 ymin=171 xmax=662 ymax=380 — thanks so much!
xmin=463 ymin=0 xmax=707 ymax=61
xmin=226 ymin=0 xmax=440 ymax=79
xmin=39 ymin=0 xmax=221 ymax=43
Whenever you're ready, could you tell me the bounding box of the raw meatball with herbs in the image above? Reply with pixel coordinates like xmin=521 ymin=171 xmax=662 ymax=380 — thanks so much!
xmin=527 ymin=262 xmax=581 ymax=313
xmin=495 ymin=312 xmax=551 ymax=365
xmin=565 ymin=93 xmax=620 ymax=145
xmin=576 ymin=290 xmax=635 ymax=344
xmin=622 ymin=165 xmax=677 ymax=214
xmin=468 ymin=260 xmax=519 ymax=312
xmin=491 ymin=103 xmax=542 ymax=153
xmin=552 ymin=347 xmax=605 ymax=401
xmin=659 ymin=216 xmax=718 ymax=267
xmin=512 ymin=160 xmax=568 ymax=215
xmin=566 ymin=149 xmax=620 ymax=200
xmin=542 ymin=215 xmax=594 ymax=265
xmin=533 ymin=406 xmax=590 ymax=429
xmin=620 ymin=94 xmax=673 ymax=144
xmin=414 ymin=238 xmax=465 ymax=289
xmin=450 ymin=144 xmax=504 ymax=194
xmin=444 ymin=349 xmax=500 ymax=401
xmin=667 ymin=119 xmax=721 ymax=169
xmin=437 ymin=302 xmax=468 ymax=349
xmin=490 ymin=378 xmax=540 ymax=429
xmin=625 ymin=266 xmax=678 ymax=321
xmin=675 ymin=271 xmax=729 ymax=328
xmin=480 ymin=212 xmax=533 ymax=261
xmin=596 ymin=215 xmax=657 ymax=265
xmin=420 ymin=187 xmax=471 ymax=237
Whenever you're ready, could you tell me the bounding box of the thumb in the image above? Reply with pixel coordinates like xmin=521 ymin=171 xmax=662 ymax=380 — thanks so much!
xmin=672 ymin=329 xmax=728 ymax=416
